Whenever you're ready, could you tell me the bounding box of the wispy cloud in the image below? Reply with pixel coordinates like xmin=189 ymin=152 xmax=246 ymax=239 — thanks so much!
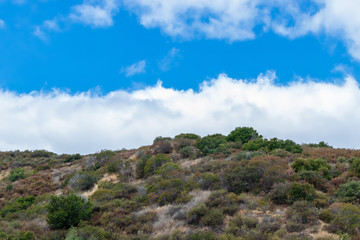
xmin=159 ymin=48 xmax=181 ymax=71
xmin=122 ymin=60 xmax=146 ymax=77
xmin=33 ymin=26 xmax=47 ymax=41
xmin=70 ymin=0 xmax=119 ymax=28
xmin=0 ymin=19 xmax=5 ymax=29
xmin=1 ymin=72 xmax=360 ymax=154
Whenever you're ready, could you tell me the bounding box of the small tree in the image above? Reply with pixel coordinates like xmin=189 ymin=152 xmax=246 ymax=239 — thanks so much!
xmin=226 ymin=127 xmax=261 ymax=144
xmin=47 ymin=194 xmax=93 ymax=229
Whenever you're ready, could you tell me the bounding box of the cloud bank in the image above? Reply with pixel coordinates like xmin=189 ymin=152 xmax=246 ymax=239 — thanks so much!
xmin=1 ymin=72 xmax=360 ymax=154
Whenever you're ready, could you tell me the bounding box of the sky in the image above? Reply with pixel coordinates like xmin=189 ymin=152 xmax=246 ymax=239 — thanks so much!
xmin=1 ymin=0 xmax=360 ymax=153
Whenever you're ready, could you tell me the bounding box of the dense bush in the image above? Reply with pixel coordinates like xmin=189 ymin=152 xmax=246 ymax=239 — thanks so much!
xmin=328 ymin=203 xmax=360 ymax=235
xmin=287 ymin=182 xmax=316 ymax=203
xmin=146 ymin=178 xmax=187 ymax=205
xmin=196 ymin=134 xmax=230 ymax=156
xmin=0 ymin=196 xmax=35 ymax=217
xmin=47 ymin=194 xmax=93 ymax=229
xmin=226 ymin=127 xmax=261 ymax=144
xmin=336 ymin=181 xmax=360 ymax=203
xmin=292 ymin=158 xmax=331 ymax=179
xmin=175 ymin=133 xmax=201 ymax=140
xmin=286 ymin=201 xmax=318 ymax=224
xmin=144 ymin=154 xmax=171 ymax=177
xmin=350 ymin=158 xmax=360 ymax=177
xmin=242 ymin=138 xmax=303 ymax=153
xmin=64 ymin=154 xmax=82 ymax=163
xmin=8 ymin=168 xmax=26 ymax=182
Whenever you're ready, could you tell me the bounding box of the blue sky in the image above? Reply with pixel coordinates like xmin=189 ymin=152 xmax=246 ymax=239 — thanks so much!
xmin=1 ymin=0 xmax=360 ymax=153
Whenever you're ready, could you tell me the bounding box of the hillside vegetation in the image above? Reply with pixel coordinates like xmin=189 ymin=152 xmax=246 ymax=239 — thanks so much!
xmin=0 ymin=127 xmax=359 ymax=240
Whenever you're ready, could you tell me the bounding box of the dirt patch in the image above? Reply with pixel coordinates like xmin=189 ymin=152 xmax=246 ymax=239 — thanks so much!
xmin=0 ymin=169 xmax=10 ymax=181
xmin=136 ymin=190 xmax=211 ymax=237
xmin=82 ymin=173 xmax=119 ymax=198
xmin=179 ymin=158 xmax=203 ymax=169
xmin=309 ymin=221 xmax=338 ymax=239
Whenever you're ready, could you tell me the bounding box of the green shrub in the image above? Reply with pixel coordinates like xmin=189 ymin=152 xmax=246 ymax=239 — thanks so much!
xmin=136 ymin=155 xmax=151 ymax=179
xmin=206 ymin=190 xmax=240 ymax=215
xmin=146 ymin=178 xmax=186 ymax=205
xmin=0 ymin=196 xmax=35 ymax=217
xmin=226 ymin=127 xmax=261 ymax=144
xmin=196 ymin=172 xmax=221 ymax=190
xmin=8 ymin=168 xmax=25 ymax=181
xmin=86 ymin=150 xmax=115 ymax=170
xmin=144 ymin=154 xmax=171 ymax=177
xmin=200 ymin=208 xmax=225 ymax=227
xmin=286 ymin=201 xmax=318 ymax=224
xmin=196 ymin=134 xmax=230 ymax=156
xmin=335 ymin=181 xmax=360 ymax=203
xmin=6 ymin=184 xmax=13 ymax=192
xmin=175 ymin=133 xmax=201 ymax=140
xmin=47 ymin=194 xmax=93 ymax=229
xmin=179 ymin=146 xmax=196 ymax=159
xmin=65 ymin=154 xmax=82 ymax=163
xmin=287 ymin=182 xmax=316 ymax=203
xmin=156 ymin=162 xmax=182 ymax=179
xmin=349 ymin=158 xmax=360 ymax=177
xmin=329 ymin=203 xmax=360 ymax=235
xmin=187 ymin=204 xmax=210 ymax=225
xmin=292 ymin=158 xmax=331 ymax=179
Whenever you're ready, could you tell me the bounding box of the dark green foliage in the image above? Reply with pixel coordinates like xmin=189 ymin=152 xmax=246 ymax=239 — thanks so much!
xmin=200 ymin=208 xmax=225 ymax=227
xmin=175 ymin=133 xmax=201 ymax=140
xmin=287 ymin=182 xmax=316 ymax=203
xmin=242 ymin=138 xmax=303 ymax=153
xmin=0 ymin=231 xmax=35 ymax=240
xmin=77 ymin=174 xmax=97 ymax=191
xmin=0 ymin=196 xmax=35 ymax=217
xmin=30 ymin=150 xmax=55 ymax=158
xmin=292 ymin=158 xmax=331 ymax=179
xmin=268 ymin=182 xmax=291 ymax=205
xmin=196 ymin=134 xmax=230 ymax=156
xmin=187 ymin=203 xmax=210 ymax=225
xmin=146 ymin=178 xmax=186 ymax=205
xmin=223 ymin=162 xmax=262 ymax=194
xmin=153 ymin=136 xmax=172 ymax=143
xmin=65 ymin=154 xmax=82 ymax=163
xmin=47 ymin=194 xmax=93 ymax=229
xmin=226 ymin=127 xmax=260 ymax=144
xmin=298 ymin=170 xmax=326 ymax=190
xmin=135 ymin=155 xmax=151 ymax=179
xmin=350 ymin=158 xmax=360 ymax=177
xmin=286 ymin=201 xmax=318 ymax=224
xmin=206 ymin=190 xmax=240 ymax=215
xmin=156 ymin=162 xmax=182 ymax=179
xmin=188 ymin=231 xmax=218 ymax=240
xmin=242 ymin=139 xmax=268 ymax=151
xmin=8 ymin=167 xmax=25 ymax=181
xmin=306 ymin=141 xmax=332 ymax=148
xmin=5 ymin=184 xmax=13 ymax=192
xmin=179 ymin=146 xmax=196 ymax=159
xmin=193 ymin=172 xmax=221 ymax=190
xmin=144 ymin=154 xmax=171 ymax=177
xmin=336 ymin=181 xmax=360 ymax=203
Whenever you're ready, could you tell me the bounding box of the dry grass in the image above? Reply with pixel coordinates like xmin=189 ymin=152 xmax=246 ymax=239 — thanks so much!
xmin=82 ymin=173 xmax=119 ymax=198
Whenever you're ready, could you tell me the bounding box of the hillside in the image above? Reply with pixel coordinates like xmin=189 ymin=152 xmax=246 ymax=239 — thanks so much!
xmin=0 ymin=127 xmax=359 ymax=240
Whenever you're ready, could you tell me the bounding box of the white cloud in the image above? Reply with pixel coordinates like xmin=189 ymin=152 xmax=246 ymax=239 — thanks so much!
xmin=0 ymin=19 xmax=5 ymax=28
xmin=271 ymin=0 xmax=360 ymax=61
xmin=123 ymin=0 xmax=360 ymax=61
xmin=124 ymin=0 xmax=262 ymax=41
xmin=33 ymin=26 xmax=47 ymax=41
xmin=43 ymin=19 xmax=60 ymax=31
xmin=1 ymin=72 xmax=360 ymax=154
xmin=70 ymin=0 xmax=119 ymax=27
xmin=122 ymin=60 xmax=146 ymax=77
xmin=159 ymin=48 xmax=181 ymax=71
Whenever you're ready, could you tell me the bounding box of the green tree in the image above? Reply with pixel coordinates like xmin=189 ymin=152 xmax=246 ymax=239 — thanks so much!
xmin=226 ymin=127 xmax=261 ymax=144
xmin=47 ymin=194 xmax=93 ymax=229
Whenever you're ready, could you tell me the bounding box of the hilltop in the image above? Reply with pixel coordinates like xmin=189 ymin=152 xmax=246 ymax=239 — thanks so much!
xmin=0 ymin=127 xmax=359 ymax=240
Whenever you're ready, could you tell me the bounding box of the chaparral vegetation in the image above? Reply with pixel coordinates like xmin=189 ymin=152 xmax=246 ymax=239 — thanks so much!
xmin=0 ymin=127 xmax=359 ymax=240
